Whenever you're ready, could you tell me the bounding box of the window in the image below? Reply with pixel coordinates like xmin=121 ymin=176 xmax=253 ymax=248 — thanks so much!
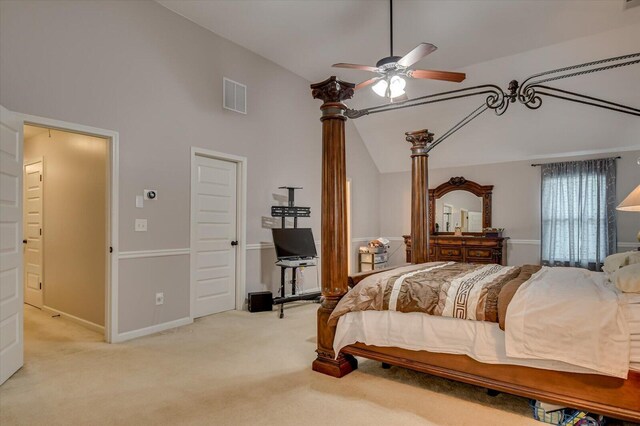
xmin=541 ymin=158 xmax=617 ymax=270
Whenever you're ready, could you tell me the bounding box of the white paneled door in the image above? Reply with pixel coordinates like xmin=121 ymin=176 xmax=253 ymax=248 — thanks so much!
xmin=0 ymin=105 xmax=24 ymax=384
xmin=23 ymin=159 xmax=43 ymax=308
xmin=191 ymin=155 xmax=237 ymax=318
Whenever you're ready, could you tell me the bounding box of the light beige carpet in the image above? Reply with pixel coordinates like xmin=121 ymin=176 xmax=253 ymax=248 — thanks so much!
xmin=0 ymin=303 xmax=562 ymax=425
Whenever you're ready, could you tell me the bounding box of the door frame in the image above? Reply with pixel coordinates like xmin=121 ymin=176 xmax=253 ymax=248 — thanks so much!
xmin=190 ymin=147 xmax=247 ymax=319
xmin=18 ymin=112 xmax=119 ymax=343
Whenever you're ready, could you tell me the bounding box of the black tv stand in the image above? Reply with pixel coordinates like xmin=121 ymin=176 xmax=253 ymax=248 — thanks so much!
xmin=271 ymin=187 xmax=320 ymax=318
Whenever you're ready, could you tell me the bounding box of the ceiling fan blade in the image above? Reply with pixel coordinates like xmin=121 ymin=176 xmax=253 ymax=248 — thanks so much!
xmin=332 ymin=63 xmax=379 ymax=72
xmin=409 ymin=69 xmax=466 ymax=83
xmin=397 ymin=43 xmax=437 ymax=68
xmin=355 ymin=77 xmax=381 ymax=90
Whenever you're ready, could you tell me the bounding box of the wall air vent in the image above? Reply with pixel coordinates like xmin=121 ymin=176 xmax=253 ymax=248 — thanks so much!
xmin=223 ymin=77 xmax=247 ymax=114
xmin=623 ymin=0 xmax=640 ymax=10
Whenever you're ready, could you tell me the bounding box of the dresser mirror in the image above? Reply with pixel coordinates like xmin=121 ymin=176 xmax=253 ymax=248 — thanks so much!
xmin=429 ymin=177 xmax=493 ymax=235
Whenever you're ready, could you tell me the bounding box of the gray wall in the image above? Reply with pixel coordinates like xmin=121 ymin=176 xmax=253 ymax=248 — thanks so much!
xmin=0 ymin=0 xmax=380 ymax=333
xmin=381 ymin=150 xmax=640 ymax=267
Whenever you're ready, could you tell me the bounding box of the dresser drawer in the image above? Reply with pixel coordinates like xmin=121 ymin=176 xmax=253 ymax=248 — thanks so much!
xmin=467 ymin=258 xmax=494 ymax=265
xmin=466 ymin=248 xmax=493 ymax=259
xmin=438 ymin=247 xmax=462 ymax=259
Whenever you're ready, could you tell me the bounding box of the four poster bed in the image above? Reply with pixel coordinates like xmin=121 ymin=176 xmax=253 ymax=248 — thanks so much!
xmin=308 ymin=55 xmax=640 ymax=423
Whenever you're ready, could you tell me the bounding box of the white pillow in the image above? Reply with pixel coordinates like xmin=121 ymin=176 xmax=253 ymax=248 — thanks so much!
xmin=612 ymin=263 xmax=640 ymax=293
xmin=627 ymin=251 xmax=640 ymax=266
xmin=603 ymin=252 xmax=631 ymax=275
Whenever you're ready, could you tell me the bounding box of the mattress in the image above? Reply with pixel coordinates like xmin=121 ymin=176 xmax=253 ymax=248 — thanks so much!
xmin=335 ymin=307 xmax=640 ymax=375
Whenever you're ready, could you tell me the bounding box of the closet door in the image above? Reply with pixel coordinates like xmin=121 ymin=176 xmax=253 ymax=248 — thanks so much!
xmin=191 ymin=154 xmax=237 ymax=318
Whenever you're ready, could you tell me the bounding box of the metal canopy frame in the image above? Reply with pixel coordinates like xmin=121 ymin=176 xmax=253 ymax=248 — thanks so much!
xmin=345 ymin=52 xmax=640 ymax=153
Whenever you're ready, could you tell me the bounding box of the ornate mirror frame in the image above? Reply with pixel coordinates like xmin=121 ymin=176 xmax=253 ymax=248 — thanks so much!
xmin=429 ymin=177 xmax=493 ymax=235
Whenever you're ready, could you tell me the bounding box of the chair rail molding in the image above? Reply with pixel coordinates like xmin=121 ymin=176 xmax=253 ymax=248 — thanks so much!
xmin=118 ymin=248 xmax=190 ymax=259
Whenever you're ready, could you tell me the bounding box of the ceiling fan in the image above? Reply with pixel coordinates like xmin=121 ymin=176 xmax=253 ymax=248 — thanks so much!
xmin=332 ymin=0 xmax=466 ymax=101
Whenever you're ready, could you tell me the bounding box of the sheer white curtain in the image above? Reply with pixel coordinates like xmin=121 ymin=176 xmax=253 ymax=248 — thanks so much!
xmin=541 ymin=158 xmax=617 ymax=270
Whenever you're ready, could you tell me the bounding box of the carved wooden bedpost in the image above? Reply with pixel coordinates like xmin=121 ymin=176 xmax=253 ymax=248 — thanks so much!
xmin=406 ymin=130 xmax=434 ymax=264
xmin=310 ymin=76 xmax=357 ymax=377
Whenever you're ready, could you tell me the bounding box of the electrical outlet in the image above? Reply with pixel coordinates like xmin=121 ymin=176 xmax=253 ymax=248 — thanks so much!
xmin=155 ymin=292 xmax=164 ymax=305
xmin=135 ymin=219 xmax=147 ymax=232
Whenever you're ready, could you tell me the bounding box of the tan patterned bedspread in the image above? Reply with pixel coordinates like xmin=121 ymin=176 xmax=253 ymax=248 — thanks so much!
xmin=329 ymin=262 xmax=523 ymax=326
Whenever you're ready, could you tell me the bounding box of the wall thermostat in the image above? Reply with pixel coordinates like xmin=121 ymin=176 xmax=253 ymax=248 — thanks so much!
xmin=144 ymin=189 xmax=157 ymax=200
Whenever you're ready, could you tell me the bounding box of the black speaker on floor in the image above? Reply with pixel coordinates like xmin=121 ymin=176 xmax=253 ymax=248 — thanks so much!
xmin=248 ymin=291 xmax=273 ymax=313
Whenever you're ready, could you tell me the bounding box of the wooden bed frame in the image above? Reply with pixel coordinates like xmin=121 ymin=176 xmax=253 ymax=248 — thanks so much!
xmin=309 ymin=76 xmax=640 ymax=422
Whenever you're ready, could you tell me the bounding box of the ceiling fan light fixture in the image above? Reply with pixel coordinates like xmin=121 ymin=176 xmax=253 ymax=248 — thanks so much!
xmin=372 ymin=79 xmax=389 ymax=97
xmin=389 ymin=75 xmax=406 ymax=98
xmin=372 ymin=75 xmax=406 ymax=98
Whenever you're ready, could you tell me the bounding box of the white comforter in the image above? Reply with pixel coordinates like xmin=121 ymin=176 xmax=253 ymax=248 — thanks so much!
xmin=505 ymin=266 xmax=630 ymax=378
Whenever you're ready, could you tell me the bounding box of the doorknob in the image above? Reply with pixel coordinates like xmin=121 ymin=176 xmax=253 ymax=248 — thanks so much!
xmin=231 ymin=241 xmax=238 ymax=246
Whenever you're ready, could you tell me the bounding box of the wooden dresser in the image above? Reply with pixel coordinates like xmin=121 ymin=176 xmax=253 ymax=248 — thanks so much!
xmin=402 ymin=235 xmax=508 ymax=266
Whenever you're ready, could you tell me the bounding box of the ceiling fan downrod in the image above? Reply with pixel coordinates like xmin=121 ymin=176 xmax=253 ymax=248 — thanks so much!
xmin=390 ymin=0 xmax=393 ymax=58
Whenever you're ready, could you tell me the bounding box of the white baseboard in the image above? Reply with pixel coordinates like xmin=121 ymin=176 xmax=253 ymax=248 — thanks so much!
xmin=42 ymin=305 xmax=105 ymax=334
xmin=118 ymin=248 xmax=190 ymax=259
xmin=114 ymin=317 xmax=193 ymax=343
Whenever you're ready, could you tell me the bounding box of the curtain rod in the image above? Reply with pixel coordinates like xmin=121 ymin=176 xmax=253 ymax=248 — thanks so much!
xmin=531 ymin=156 xmax=621 ymax=167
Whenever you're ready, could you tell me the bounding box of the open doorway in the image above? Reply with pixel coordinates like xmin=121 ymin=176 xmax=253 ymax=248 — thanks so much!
xmin=22 ymin=125 xmax=109 ymax=337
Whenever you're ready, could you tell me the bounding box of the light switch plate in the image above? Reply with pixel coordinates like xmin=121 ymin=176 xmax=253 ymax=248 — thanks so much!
xmin=135 ymin=219 xmax=147 ymax=232
xmin=136 ymin=195 xmax=144 ymax=208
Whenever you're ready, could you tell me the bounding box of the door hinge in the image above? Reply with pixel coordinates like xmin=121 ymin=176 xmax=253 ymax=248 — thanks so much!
xmin=40 ymin=174 xmax=42 ymax=182
xmin=109 ymin=246 xmax=113 ymax=253
xmin=40 ymin=228 xmax=42 ymax=236
xmin=39 ymin=282 xmax=42 ymax=290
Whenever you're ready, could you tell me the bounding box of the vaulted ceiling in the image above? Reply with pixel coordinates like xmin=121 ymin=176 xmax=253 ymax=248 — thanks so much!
xmin=158 ymin=0 xmax=640 ymax=172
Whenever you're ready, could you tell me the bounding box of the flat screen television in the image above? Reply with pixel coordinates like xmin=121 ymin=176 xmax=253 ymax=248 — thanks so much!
xmin=271 ymin=228 xmax=317 ymax=259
